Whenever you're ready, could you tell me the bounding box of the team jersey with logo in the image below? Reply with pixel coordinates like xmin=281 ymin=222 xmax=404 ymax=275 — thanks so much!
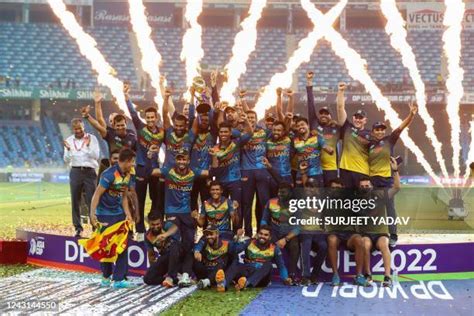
xmin=369 ymin=129 xmax=401 ymax=178
xmin=241 ymin=127 xmax=269 ymax=170
xmin=194 ymin=237 xmax=234 ymax=267
xmin=103 ymin=126 xmax=137 ymax=154
xmin=212 ymin=133 xmax=252 ymax=183
xmin=316 ymin=125 xmax=340 ymax=171
xmin=161 ymin=167 xmax=201 ymax=214
xmin=293 ymin=130 xmax=326 ymax=176
xmin=191 ymin=131 xmax=216 ymax=170
xmin=126 ymin=100 xmax=164 ymax=168
xmin=200 ymin=197 xmax=234 ymax=232
xmin=144 ymin=221 xmax=180 ymax=254
xmin=163 ymin=127 xmax=196 ymax=169
xmin=97 ymin=164 xmax=132 ymax=216
xmin=266 ymin=136 xmax=292 ymax=178
xmin=340 ymin=120 xmax=370 ymax=175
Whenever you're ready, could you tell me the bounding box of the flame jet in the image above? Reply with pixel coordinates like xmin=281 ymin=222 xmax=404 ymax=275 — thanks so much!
xmin=380 ymin=0 xmax=449 ymax=178
xmin=128 ymin=0 xmax=165 ymax=111
xmin=219 ymin=0 xmax=268 ymax=105
xmin=181 ymin=0 xmax=204 ymax=102
xmin=254 ymin=0 xmax=347 ymax=117
xmin=442 ymin=0 xmax=465 ymax=179
xmin=47 ymin=0 xmax=129 ymax=116
xmin=301 ymin=0 xmax=442 ymax=186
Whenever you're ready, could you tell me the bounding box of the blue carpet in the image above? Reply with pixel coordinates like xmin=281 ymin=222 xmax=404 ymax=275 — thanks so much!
xmin=241 ymin=279 xmax=474 ymax=315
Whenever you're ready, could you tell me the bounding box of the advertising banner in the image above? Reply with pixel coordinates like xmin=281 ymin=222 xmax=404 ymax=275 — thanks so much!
xmin=407 ymin=2 xmax=474 ymax=30
xmin=19 ymin=230 xmax=474 ymax=278
xmin=93 ymin=1 xmax=174 ymax=27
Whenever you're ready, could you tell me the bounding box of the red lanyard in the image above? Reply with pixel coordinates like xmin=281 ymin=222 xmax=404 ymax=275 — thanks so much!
xmin=73 ymin=134 xmax=88 ymax=151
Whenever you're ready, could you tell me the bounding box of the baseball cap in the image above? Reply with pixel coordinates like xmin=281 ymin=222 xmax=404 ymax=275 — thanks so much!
xmin=265 ymin=112 xmax=275 ymax=122
xmin=203 ymin=224 xmax=219 ymax=234
xmin=353 ymin=109 xmax=367 ymax=118
xmin=318 ymin=106 xmax=331 ymax=115
xmin=224 ymin=106 xmax=236 ymax=113
xmin=175 ymin=148 xmax=189 ymax=158
xmin=372 ymin=121 xmax=387 ymax=130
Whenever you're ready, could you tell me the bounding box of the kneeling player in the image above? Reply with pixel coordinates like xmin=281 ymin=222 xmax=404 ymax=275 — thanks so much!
xmin=223 ymin=225 xmax=292 ymax=291
xmin=143 ymin=214 xmax=185 ymax=288
xmin=193 ymin=224 xmax=237 ymax=291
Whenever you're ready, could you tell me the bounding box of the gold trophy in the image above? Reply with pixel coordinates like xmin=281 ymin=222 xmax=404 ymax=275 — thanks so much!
xmin=192 ymin=75 xmax=211 ymax=114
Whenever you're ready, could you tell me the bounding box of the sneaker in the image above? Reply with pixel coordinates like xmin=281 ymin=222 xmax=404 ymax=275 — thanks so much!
xmin=389 ymin=234 xmax=398 ymax=247
xmin=353 ymin=274 xmax=369 ymax=287
xmin=382 ymin=275 xmax=393 ymax=287
xmin=364 ymin=274 xmax=373 ymax=284
xmin=235 ymin=277 xmax=247 ymax=291
xmin=197 ymin=278 xmax=211 ymax=290
xmin=310 ymin=276 xmax=319 ymax=285
xmin=178 ymin=273 xmax=192 ymax=288
xmin=135 ymin=232 xmax=145 ymax=242
xmin=100 ymin=277 xmax=111 ymax=287
xmin=300 ymin=277 xmax=311 ymax=286
xmin=162 ymin=277 xmax=174 ymax=288
xmin=215 ymin=269 xmax=226 ymax=292
xmin=113 ymin=280 xmax=135 ymax=289
xmin=331 ymin=274 xmax=341 ymax=286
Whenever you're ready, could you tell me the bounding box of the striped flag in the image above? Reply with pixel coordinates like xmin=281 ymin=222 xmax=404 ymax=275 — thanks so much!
xmin=79 ymin=220 xmax=131 ymax=263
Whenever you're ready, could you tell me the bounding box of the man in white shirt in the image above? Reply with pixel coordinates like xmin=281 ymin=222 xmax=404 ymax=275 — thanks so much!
xmin=64 ymin=118 xmax=100 ymax=237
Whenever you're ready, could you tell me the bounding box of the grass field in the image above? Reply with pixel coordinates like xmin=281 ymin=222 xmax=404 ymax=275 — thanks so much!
xmin=1 ymin=182 xmax=473 ymax=315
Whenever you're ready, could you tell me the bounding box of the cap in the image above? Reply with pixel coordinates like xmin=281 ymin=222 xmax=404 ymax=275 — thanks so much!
xmin=175 ymin=148 xmax=189 ymax=158
xmin=204 ymin=224 xmax=219 ymax=233
xmin=353 ymin=109 xmax=367 ymax=118
xmin=224 ymin=106 xmax=236 ymax=113
xmin=318 ymin=106 xmax=331 ymax=115
xmin=372 ymin=121 xmax=387 ymax=130
xmin=265 ymin=112 xmax=275 ymax=122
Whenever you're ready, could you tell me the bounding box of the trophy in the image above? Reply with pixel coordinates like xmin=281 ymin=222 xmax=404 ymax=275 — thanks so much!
xmin=192 ymin=75 xmax=211 ymax=114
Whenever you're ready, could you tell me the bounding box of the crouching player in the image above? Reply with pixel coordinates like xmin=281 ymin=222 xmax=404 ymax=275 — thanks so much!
xmin=223 ymin=225 xmax=292 ymax=291
xmin=360 ymin=157 xmax=400 ymax=287
xmin=193 ymin=224 xmax=238 ymax=291
xmin=89 ymin=148 xmax=136 ymax=288
xmin=191 ymin=181 xmax=239 ymax=241
xmin=143 ymin=213 xmax=185 ymax=288
xmin=325 ymin=179 xmax=367 ymax=286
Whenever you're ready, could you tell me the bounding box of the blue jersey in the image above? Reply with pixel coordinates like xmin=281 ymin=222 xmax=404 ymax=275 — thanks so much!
xmin=293 ymin=130 xmax=326 ymax=177
xmin=200 ymin=197 xmax=234 ymax=233
xmin=163 ymin=127 xmax=196 ymax=169
xmin=144 ymin=221 xmax=180 ymax=254
xmin=266 ymin=135 xmax=292 ymax=178
xmin=241 ymin=127 xmax=269 ymax=170
xmin=97 ymin=164 xmax=132 ymax=216
xmin=126 ymin=100 xmax=164 ymax=168
xmin=162 ymin=166 xmax=201 ymax=214
xmin=191 ymin=131 xmax=216 ymax=170
xmin=212 ymin=133 xmax=252 ymax=183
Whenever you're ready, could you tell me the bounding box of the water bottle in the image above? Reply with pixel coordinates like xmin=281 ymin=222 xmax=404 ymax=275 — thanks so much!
xmin=392 ymin=269 xmax=399 ymax=284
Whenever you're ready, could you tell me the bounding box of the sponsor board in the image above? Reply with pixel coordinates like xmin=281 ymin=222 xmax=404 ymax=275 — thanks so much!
xmin=8 ymin=172 xmax=44 ymax=183
xmin=19 ymin=230 xmax=474 ymax=277
xmin=0 ymin=269 xmax=195 ymax=315
xmin=406 ymin=2 xmax=474 ymax=30
xmin=93 ymin=1 xmax=174 ymax=27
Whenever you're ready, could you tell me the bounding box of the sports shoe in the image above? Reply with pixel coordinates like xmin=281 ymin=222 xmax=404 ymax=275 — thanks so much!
xmin=389 ymin=234 xmax=398 ymax=247
xmin=300 ymin=277 xmax=311 ymax=286
xmin=364 ymin=274 xmax=373 ymax=284
xmin=331 ymin=273 xmax=341 ymax=286
xmin=162 ymin=277 xmax=174 ymax=288
xmin=178 ymin=273 xmax=192 ymax=288
xmin=353 ymin=274 xmax=369 ymax=287
xmin=135 ymin=232 xmax=145 ymax=242
xmin=382 ymin=275 xmax=393 ymax=287
xmin=113 ymin=280 xmax=135 ymax=289
xmin=215 ymin=269 xmax=226 ymax=292
xmin=100 ymin=277 xmax=111 ymax=287
xmin=197 ymin=278 xmax=211 ymax=290
xmin=310 ymin=276 xmax=319 ymax=285
xmin=235 ymin=277 xmax=247 ymax=291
